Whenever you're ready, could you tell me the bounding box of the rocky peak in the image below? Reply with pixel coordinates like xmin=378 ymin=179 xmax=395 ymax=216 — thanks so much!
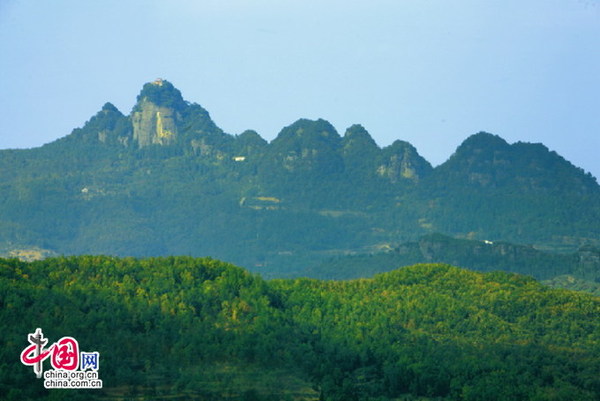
xmin=340 ymin=125 xmax=381 ymax=177
xmin=433 ymin=132 xmax=514 ymax=187
xmin=233 ymin=130 xmax=268 ymax=157
xmin=342 ymin=124 xmax=379 ymax=151
xmin=377 ymin=140 xmax=432 ymax=183
xmin=270 ymin=119 xmax=341 ymax=153
xmin=268 ymin=119 xmax=343 ymax=173
xmin=52 ymin=102 xmax=131 ymax=147
xmin=437 ymin=132 xmax=598 ymax=192
xmin=134 ymin=78 xmax=186 ymax=111
xmin=131 ymin=79 xmax=186 ymax=148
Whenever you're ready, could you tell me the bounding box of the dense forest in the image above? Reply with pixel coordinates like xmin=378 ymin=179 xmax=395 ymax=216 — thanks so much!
xmin=0 ymin=80 xmax=599 ymax=277
xmin=2 ymin=256 xmax=599 ymax=400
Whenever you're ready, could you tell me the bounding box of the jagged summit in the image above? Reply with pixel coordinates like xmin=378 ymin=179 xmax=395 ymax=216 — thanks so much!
xmin=378 ymin=140 xmax=433 ymax=183
xmin=131 ymin=79 xmax=187 ymax=147
xmin=39 ymin=80 xmax=597 ymax=192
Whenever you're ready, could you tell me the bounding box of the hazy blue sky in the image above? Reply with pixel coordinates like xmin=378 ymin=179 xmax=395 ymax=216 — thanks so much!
xmin=1 ymin=1 xmax=599 ymax=178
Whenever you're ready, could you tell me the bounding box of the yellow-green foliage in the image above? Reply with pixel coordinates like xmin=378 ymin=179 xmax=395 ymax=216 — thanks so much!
xmin=2 ymin=258 xmax=599 ymax=400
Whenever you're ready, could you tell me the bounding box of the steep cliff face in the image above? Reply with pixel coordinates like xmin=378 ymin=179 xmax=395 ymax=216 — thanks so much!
xmin=131 ymin=79 xmax=185 ymax=148
xmin=94 ymin=103 xmax=132 ymax=147
xmin=131 ymin=99 xmax=178 ymax=147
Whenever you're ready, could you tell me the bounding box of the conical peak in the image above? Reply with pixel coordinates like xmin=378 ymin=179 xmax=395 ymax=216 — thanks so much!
xmin=378 ymin=139 xmax=432 ymax=183
xmin=343 ymin=124 xmax=378 ymax=149
xmin=100 ymin=102 xmax=121 ymax=114
xmin=237 ymin=130 xmax=267 ymax=146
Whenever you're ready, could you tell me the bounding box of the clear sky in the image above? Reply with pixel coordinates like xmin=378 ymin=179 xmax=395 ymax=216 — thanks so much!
xmin=1 ymin=0 xmax=599 ymax=179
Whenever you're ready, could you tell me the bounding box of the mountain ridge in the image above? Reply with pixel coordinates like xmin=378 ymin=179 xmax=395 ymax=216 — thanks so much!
xmin=0 ymin=79 xmax=598 ymax=275
xmin=29 ymin=79 xmax=595 ymax=181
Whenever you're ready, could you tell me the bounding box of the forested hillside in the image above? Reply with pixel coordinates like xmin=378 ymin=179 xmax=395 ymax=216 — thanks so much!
xmin=0 ymin=79 xmax=598 ymax=276
xmin=307 ymin=233 xmax=600 ymax=285
xmin=2 ymin=256 xmax=599 ymax=400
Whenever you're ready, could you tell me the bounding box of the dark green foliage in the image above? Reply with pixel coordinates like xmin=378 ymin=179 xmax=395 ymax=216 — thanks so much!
xmin=134 ymin=79 xmax=187 ymax=111
xmin=273 ymin=264 xmax=600 ymax=400
xmin=542 ymin=275 xmax=600 ymax=296
xmin=234 ymin=130 xmax=268 ymax=156
xmin=418 ymin=132 xmax=600 ymax=248
xmin=261 ymin=118 xmax=345 ymax=182
xmin=179 ymin=103 xmax=227 ymax=146
xmin=377 ymin=139 xmax=433 ymax=183
xmin=341 ymin=124 xmax=381 ymax=180
xmin=2 ymin=257 xmax=599 ymax=400
xmin=1 ymin=256 xmax=305 ymax=400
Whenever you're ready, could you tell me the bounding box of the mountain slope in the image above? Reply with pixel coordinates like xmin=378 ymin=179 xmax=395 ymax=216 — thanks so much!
xmin=305 ymin=233 xmax=600 ymax=284
xmin=413 ymin=132 xmax=600 ymax=250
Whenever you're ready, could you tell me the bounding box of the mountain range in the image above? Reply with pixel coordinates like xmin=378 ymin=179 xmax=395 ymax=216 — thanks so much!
xmin=1 ymin=78 xmax=599 ymax=277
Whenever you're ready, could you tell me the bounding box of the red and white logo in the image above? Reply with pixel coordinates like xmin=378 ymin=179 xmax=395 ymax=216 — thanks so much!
xmin=20 ymin=328 xmax=102 ymax=389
